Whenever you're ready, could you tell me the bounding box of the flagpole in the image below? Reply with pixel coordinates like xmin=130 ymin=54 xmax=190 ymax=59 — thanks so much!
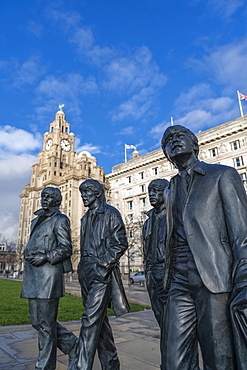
xmin=124 ymin=144 xmax=127 ymax=163
xmin=170 ymin=117 xmax=174 ymax=126
xmin=237 ymin=90 xmax=244 ymax=117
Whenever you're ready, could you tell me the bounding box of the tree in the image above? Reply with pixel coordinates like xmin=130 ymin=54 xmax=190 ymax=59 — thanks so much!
xmin=124 ymin=217 xmax=145 ymax=285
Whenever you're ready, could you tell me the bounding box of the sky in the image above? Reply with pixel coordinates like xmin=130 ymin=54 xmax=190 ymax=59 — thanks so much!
xmin=0 ymin=0 xmax=246 ymax=242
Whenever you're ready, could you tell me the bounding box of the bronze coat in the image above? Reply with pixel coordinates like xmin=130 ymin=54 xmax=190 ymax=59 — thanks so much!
xmin=164 ymin=161 xmax=247 ymax=293
xmin=21 ymin=209 xmax=73 ymax=299
xmin=80 ymin=203 xmax=129 ymax=316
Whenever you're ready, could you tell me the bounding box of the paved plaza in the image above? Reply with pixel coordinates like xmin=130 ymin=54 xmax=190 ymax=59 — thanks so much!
xmin=0 ymin=310 xmax=161 ymax=369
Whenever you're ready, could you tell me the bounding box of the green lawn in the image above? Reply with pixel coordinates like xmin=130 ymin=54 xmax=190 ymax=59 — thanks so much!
xmin=0 ymin=279 xmax=150 ymax=326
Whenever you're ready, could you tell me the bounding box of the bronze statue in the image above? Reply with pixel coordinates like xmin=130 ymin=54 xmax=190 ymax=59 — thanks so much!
xmin=143 ymin=179 xmax=169 ymax=327
xmin=160 ymin=125 xmax=247 ymax=370
xmin=73 ymin=179 xmax=129 ymax=370
xmin=21 ymin=187 xmax=78 ymax=370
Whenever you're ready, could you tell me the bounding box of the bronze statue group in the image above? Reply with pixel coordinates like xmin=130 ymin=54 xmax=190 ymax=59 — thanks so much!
xmin=21 ymin=125 xmax=247 ymax=370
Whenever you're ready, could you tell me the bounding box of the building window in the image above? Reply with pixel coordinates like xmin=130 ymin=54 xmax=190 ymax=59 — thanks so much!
xmin=128 ymin=214 xmax=133 ymax=222
xmin=54 ymin=171 xmax=56 ymax=176
xmin=116 ymin=204 xmax=119 ymax=209
xmin=140 ymin=184 xmax=145 ymax=193
xmin=140 ymin=198 xmax=146 ymax=207
xmin=129 ymin=230 xmax=134 ymax=238
xmin=127 ymin=176 xmax=132 ymax=183
xmin=153 ymin=167 xmax=158 ymax=175
xmin=231 ymin=140 xmax=240 ymax=151
xmin=139 ymin=172 xmax=144 ymax=180
xmin=210 ymin=148 xmax=218 ymax=157
xmin=128 ymin=201 xmax=133 ymax=210
xmin=233 ymin=156 xmax=244 ymax=168
xmin=127 ymin=188 xmax=132 ymax=196
xmin=240 ymin=173 xmax=247 ymax=183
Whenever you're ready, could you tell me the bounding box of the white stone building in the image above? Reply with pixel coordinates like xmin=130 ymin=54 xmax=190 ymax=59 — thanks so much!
xmin=106 ymin=115 xmax=247 ymax=272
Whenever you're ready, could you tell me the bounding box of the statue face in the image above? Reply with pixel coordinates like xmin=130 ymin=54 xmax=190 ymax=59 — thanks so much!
xmin=41 ymin=191 xmax=57 ymax=210
xmin=164 ymin=130 xmax=195 ymax=163
xmin=148 ymin=187 xmax=165 ymax=209
xmin=80 ymin=186 xmax=99 ymax=209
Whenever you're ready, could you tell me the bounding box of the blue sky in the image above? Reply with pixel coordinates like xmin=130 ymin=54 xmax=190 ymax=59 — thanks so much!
xmin=0 ymin=0 xmax=246 ymax=241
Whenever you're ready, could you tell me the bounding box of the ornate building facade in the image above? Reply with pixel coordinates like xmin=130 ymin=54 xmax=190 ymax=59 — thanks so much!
xmin=17 ymin=111 xmax=247 ymax=273
xmin=17 ymin=108 xmax=106 ymax=270
xmin=106 ymin=115 xmax=247 ymax=272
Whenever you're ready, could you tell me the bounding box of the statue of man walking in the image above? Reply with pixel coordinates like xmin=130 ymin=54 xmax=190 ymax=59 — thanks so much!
xmin=21 ymin=186 xmax=78 ymax=370
xmin=73 ymin=180 xmax=129 ymax=370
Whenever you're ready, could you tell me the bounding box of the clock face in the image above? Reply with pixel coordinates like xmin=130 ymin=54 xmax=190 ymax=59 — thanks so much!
xmin=61 ymin=139 xmax=71 ymax=152
xmin=45 ymin=138 xmax=53 ymax=151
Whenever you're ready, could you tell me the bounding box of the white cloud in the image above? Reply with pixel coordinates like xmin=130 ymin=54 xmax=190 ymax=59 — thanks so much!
xmin=207 ymin=0 xmax=245 ymax=19
xmin=39 ymin=7 xmax=167 ymax=122
xmin=115 ymin=126 xmax=135 ymax=136
xmin=102 ymin=46 xmax=167 ymax=93
xmin=70 ymin=27 xmax=115 ymax=66
xmin=45 ymin=7 xmax=115 ymax=66
xmin=150 ymin=121 xmax=170 ymax=139
xmin=34 ymin=73 xmax=98 ymax=123
xmin=24 ymin=19 xmax=43 ymax=38
xmin=171 ymin=40 xmax=247 ymax=133
xmin=172 ymin=84 xmax=238 ymax=132
xmin=0 ymin=153 xmax=36 ymax=177
xmin=76 ymin=142 xmax=102 ymax=154
xmin=0 ymin=125 xmax=41 ymax=241
xmin=0 ymin=152 xmax=37 ymax=241
xmin=36 ymin=73 xmax=98 ymax=99
xmin=0 ymin=126 xmax=41 ymax=153
xmin=111 ymin=87 xmax=157 ymax=121
xmin=15 ymin=56 xmax=46 ymax=87
xmin=0 ymin=55 xmax=46 ymax=88
xmin=103 ymin=47 xmax=167 ymax=121
xmin=188 ymin=40 xmax=247 ymax=92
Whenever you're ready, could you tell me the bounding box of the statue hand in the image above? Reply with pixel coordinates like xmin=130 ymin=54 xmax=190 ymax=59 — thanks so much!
xmin=25 ymin=252 xmax=48 ymax=267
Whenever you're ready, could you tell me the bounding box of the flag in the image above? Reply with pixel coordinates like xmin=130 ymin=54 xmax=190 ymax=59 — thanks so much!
xmin=125 ymin=144 xmax=136 ymax=149
xmin=239 ymin=92 xmax=247 ymax=101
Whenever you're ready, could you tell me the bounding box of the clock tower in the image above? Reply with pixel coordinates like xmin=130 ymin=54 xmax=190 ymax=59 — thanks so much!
xmin=43 ymin=106 xmax=74 ymax=170
xmin=17 ymin=107 xmax=106 ymax=271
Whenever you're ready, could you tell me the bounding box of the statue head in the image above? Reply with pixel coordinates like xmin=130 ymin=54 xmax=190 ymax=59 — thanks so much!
xmin=79 ymin=179 xmax=105 ymax=209
xmin=148 ymin=179 xmax=169 ymax=210
xmin=41 ymin=187 xmax=62 ymax=210
xmin=161 ymin=125 xmax=199 ymax=165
